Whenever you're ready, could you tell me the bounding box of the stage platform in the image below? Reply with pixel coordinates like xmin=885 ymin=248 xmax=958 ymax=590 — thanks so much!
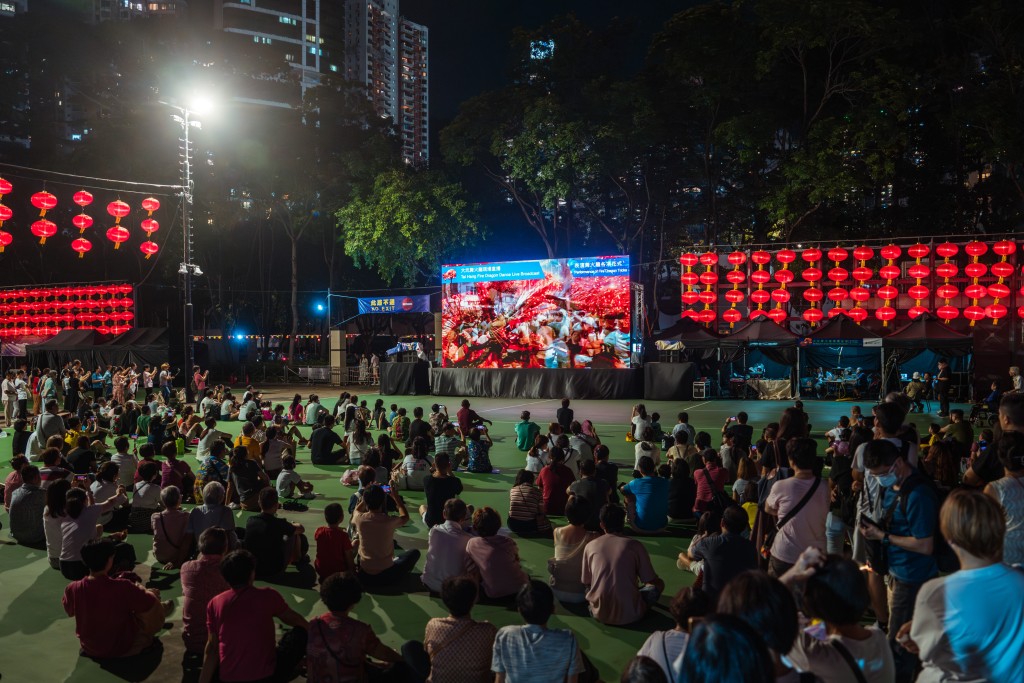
xmin=430 ymin=366 xmax=643 ymax=400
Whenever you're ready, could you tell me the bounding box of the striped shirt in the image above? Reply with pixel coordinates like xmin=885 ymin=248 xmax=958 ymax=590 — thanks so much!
xmin=508 ymin=484 xmax=545 ymax=523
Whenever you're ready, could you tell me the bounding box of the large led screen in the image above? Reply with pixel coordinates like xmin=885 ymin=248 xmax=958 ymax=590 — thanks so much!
xmin=441 ymin=256 xmax=631 ymax=369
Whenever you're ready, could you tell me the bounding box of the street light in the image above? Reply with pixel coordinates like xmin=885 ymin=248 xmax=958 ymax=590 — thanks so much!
xmin=160 ymin=97 xmax=210 ymax=402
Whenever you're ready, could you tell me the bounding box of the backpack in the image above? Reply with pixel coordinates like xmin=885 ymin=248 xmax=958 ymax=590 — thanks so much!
xmin=897 ymin=473 xmax=958 ymax=573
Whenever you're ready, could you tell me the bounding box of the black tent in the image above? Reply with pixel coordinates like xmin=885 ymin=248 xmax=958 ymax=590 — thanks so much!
xmin=882 ymin=314 xmax=974 ymax=397
xmin=652 ymin=318 xmax=720 ymax=362
xmin=97 ymin=328 xmax=169 ymax=368
xmin=720 ymin=319 xmax=801 ymax=397
xmin=26 ymin=330 xmax=105 ymax=369
xmin=803 ymin=315 xmax=884 ymax=373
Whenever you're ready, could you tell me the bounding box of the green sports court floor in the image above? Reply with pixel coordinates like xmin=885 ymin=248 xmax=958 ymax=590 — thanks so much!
xmin=0 ymin=389 xmax=965 ymax=682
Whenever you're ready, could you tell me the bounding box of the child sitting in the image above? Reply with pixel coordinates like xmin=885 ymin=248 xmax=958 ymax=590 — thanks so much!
xmin=314 ymin=502 xmax=355 ymax=581
xmin=276 ymin=454 xmax=315 ymax=500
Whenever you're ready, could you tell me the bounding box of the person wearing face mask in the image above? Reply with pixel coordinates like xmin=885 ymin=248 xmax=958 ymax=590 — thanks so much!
xmin=858 ymin=439 xmax=939 ymax=682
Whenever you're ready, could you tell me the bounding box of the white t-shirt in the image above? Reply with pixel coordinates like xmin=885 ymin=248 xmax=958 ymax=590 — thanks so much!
xmin=110 ymin=452 xmax=139 ymax=488
xmin=60 ymin=504 xmax=105 ymax=561
xmin=14 ymin=378 xmax=29 ymax=400
xmin=199 ymin=396 xmax=219 ymax=416
xmin=132 ymin=481 xmax=162 ymax=509
xmin=631 ymin=415 xmax=651 ymax=441
xmin=764 ymin=475 xmax=829 ymax=564
xmin=44 ymin=508 xmax=65 ymax=561
xmin=305 ymin=402 xmax=323 ymax=425
xmin=788 ymin=627 xmax=894 ymax=683
xmin=196 ymin=430 xmax=220 ymax=459
xmin=634 ymin=442 xmax=661 ymax=470
xmin=90 ymin=480 xmax=120 ymax=525
xmin=525 ymin=451 xmax=546 ymax=473
xmin=347 ymin=436 xmax=371 ymax=465
xmin=276 ymin=470 xmax=303 ymax=498
xmin=263 ymin=439 xmax=288 ymax=472
xmin=641 ymin=630 xmax=688 ymax=683
xmin=1 ymin=379 xmax=15 ymax=402
xmin=220 ymin=400 xmax=234 ymax=418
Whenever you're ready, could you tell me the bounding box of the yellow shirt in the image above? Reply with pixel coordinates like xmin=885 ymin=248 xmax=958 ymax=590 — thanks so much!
xmin=234 ymin=434 xmax=262 ymax=464
xmin=742 ymin=502 xmax=758 ymax=528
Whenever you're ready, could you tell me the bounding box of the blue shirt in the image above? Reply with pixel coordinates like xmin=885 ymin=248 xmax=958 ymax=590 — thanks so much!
xmin=491 ymin=624 xmax=583 ymax=683
xmin=623 ymin=476 xmax=670 ymax=531
xmin=887 ymin=475 xmax=939 ymax=583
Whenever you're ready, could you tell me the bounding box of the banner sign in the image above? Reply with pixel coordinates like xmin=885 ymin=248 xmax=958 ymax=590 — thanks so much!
xmin=442 ymin=256 xmax=629 ymax=284
xmin=800 ymin=337 xmax=884 ymax=347
xmin=358 ymin=295 xmax=431 ymax=315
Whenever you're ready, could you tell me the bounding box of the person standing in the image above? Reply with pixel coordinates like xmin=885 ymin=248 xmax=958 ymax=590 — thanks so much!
xmin=764 ymin=438 xmax=828 ymax=578
xmin=935 ymin=358 xmax=951 ymax=417
xmin=158 ymin=363 xmax=174 ymax=402
xmin=14 ymin=369 xmax=29 ymax=420
xmin=2 ymin=370 xmax=17 ymax=425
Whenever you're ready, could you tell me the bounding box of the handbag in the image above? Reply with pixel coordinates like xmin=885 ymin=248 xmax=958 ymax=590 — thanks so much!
xmin=760 ymin=476 xmax=821 ymax=560
xmin=701 ymin=467 xmax=735 ymax=514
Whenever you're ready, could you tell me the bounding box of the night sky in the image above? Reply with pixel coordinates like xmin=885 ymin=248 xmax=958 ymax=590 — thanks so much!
xmin=400 ymin=0 xmax=700 ymax=125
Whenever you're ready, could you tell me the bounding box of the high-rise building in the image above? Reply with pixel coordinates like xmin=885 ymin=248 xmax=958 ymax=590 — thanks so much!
xmin=345 ymin=0 xmax=428 ymax=165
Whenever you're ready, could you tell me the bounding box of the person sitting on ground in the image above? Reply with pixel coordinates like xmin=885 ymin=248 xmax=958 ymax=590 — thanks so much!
xmin=568 ymin=458 xmax=611 ymax=532
xmin=716 ymin=570 xmax=812 ymax=682
xmin=636 ymin=587 xmax=712 ymax=683
xmin=619 ymin=455 xmax=670 ymax=534
xmin=595 ymin=444 xmax=619 ymax=502
xmin=693 ymin=450 xmax=728 ymax=519
xmin=556 ymin=398 xmax=574 ymax=431
xmin=152 ymin=485 xmax=190 ymax=569
xmin=187 ymin=481 xmax=238 ymax=549
xmin=983 ymin=431 xmax=1024 ymax=565
xmin=548 ymin=496 xmax=600 ymax=604
xmin=129 ymin=462 xmax=163 ymax=534
xmin=44 ymin=479 xmax=71 ymax=570
xmin=507 ymin=469 xmax=552 ymax=537
xmin=420 ymin=452 xmax=463 ymax=528
xmin=4 ymin=454 xmax=28 ymax=512
xmin=180 ymin=527 xmax=231 ymax=655
xmin=677 ymin=510 xmax=721 ymax=581
xmin=9 ymin=465 xmax=46 ymax=547
xmin=276 ymin=454 xmax=315 ymax=501
xmin=537 ymin=446 xmax=575 ymax=516
xmin=310 ymin=414 xmax=346 ymax=465
xmin=160 ymin=441 xmax=195 ymax=501
xmin=666 ymin=458 xmax=696 ymax=522
xmin=525 ymin=434 xmax=550 ymax=474
xmin=391 ymin=407 xmax=411 ymax=443
xmin=465 ymin=425 xmax=494 ymax=474
xmin=67 ymin=435 xmax=97 ymax=475
xmin=779 ymin=547 xmax=895 ymax=682
xmin=261 ymin=427 xmax=291 ymax=479
xmin=60 ymin=485 xmax=130 ymax=582
xmin=666 ymin=430 xmax=699 ymax=471
xmin=406 ymin=405 xmax=434 ymax=448
xmin=306 ymin=572 xmax=406 ymax=681
xmin=897 ymin=489 xmax=1024 ymax=683
xmin=396 ymin=436 xmax=433 ymax=491
xmin=939 ymin=409 xmax=973 ymax=451
xmin=194 ymin=437 xmax=230 ymax=504
xmin=555 ymin=434 xmax=582 ymax=479
xmin=634 ymin=427 xmax=661 ymax=471
xmin=199 ymin=549 xmax=309 ymax=683
xmin=304 ymin=394 xmax=327 ymax=426
xmin=433 ymin=421 xmax=463 ymax=470
xmin=491 ymin=580 xmax=585 ymax=683
xmin=422 ymin=498 xmax=473 ymax=593
xmin=352 ymin=484 xmax=419 ymax=587
xmin=568 ymin=421 xmax=594 ymax=463
xmin=63 ymin=538 xmax=171 ymax=660
xmin=233 ymin=421 xmax=263 ymax=464
xmin=345 ymin=419 xmax=374 ymax=466
xmin=404 ymin=574 xmax=498 ymax=683
xmin=109 ymin=436 xmax=139 ymax=490
xmin=515 ymin=410 xmax=541 ymax=454
xmin=465 ymin=507 xmax=529 ymax=600
xmin=314 ymin=502 xmax=355 ymax=582
xmin=243 ymin=487 xmax=309 ymax=580
xmin=582 ymin=504 xmax=665 ymax=626
xmin=457 ymin=399 xmax=492 ymax=436
xmin=689 ymin=507 xmax=758 ymax=603
xmin=227 ymin=446 xmax=270 ymax=511
xmin=732 ymin=454 xmax=757 ymax=503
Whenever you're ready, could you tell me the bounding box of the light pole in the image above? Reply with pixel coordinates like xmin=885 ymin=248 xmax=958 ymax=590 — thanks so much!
xmin=161 ymin=99 xmax=207 ymax=402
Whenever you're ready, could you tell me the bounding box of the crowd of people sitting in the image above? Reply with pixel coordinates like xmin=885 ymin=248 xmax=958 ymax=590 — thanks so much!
xmin=2 ymin=362 xmax=1024 ymax=683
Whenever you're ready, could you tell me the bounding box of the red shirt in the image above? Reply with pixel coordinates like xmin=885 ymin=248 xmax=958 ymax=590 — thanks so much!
xmin=161 ymin=459 xmax=192 ymax=489
xmin=180 ymin=554 xmax=229 ymax=653
xmin=62 ymin=574 xmax=159 ymax=658
xmin=314 ymin=525 xmax=353 ymax=579
xmin=206 ymin=586 xmax=289 ymax=682
xmin=694 ymin=463 xmax=729 ymax=512
xmin=537 ymin=463 xmax=576 ymax=515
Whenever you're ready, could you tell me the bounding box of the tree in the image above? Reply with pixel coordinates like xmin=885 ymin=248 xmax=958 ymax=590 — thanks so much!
xmin=337 ymin=168 xmax=483 ymax=286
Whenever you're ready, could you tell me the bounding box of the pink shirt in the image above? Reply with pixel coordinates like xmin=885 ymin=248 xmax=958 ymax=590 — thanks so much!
xmin=207 ymin=586 xmax=289 ymax=682
xmin=464 ymin=535 xmax=528 ymax=599
xmin=151 ymin=509 xmax=190 ymax=564
xmin=764 ymin=475 xmax=829 ymax=564
xmin=582 ymin=534 xmax=658 ymax=625
xmin=693 ymin=463 xmax=728 ymax=512
xmin=180 ymin=554 xmax=229 ymax=652
xmin=4 ymin=470 xmax=22 ymax=511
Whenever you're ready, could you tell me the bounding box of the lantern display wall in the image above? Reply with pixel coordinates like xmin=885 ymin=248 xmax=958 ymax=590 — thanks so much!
xmin=679 ymin=240 xmax=1024 ymax=330
xmin=0 ymin=283 xmax=135 ymax=338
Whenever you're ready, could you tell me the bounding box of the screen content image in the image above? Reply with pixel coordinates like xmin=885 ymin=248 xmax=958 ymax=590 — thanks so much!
xmin=441 ymin=256 xmax=631 ymax=369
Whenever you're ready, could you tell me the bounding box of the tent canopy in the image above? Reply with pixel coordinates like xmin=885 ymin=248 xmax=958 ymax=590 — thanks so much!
xmin=883 ymin=315 xmax=973 ymax=351
xmin=721 ymin=319 xmax=799 ymax=347
xmin=807 ymin=316 xmax=883 ymax=345
xmin=26 ymin=328 xmax=169 ymax=370
xmin=653 ymin=318 xmax=721 ymax=349
xmin=802 ymin=316 xmax=883 ymax=374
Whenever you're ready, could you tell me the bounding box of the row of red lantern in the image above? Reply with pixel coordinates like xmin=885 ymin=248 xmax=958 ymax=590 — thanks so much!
xmin=0 ymin=298 xmax=135 ymax=311
xmin=0 ymin=312 xmax=135 ymax=323
xmin=681 ymin=241 xmax=1018 ymax=269
xmin=0 ymin=325 xmax=132 ymax=337
xmin=682 ymin=302 xmax=1022 ymax=326
xmin=0 ymin=284 xmax=134 ymax=299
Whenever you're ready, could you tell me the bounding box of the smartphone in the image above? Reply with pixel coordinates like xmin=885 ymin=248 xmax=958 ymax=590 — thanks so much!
xmin=381 ymin=485 xmax=392 ymax=493
xmin=859 ymin=515 xmax=881 ymax=529
xmin=730 ymin=416 xmax=737 ymax=421
xmin=75 ymin=475 xmax=90 ymax=482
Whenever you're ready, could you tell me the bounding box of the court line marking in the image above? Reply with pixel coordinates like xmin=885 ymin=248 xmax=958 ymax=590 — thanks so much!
xmin=681 ymin=401 xmax=710 ymax=411
xmin=476 ymin=399 xmax=558 ymax=413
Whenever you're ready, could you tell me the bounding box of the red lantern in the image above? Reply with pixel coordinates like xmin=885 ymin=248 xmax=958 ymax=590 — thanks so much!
xmin=723 ymin=309 xmax=742 ymax=325
xmin=937 ymin=285 xmax=959 ymax=300
xmin=0 ymin=177 xmax=11 ymax=195
xmin=803 ymin=288 xmax=824 ymax=303
xmin=31 ymin=219 xmax=56 ymax=244
xmin=698 ymin=291 xmax=716 ymax=305
xmin=699 ymin=271 xmax=718 ymax=285
xmin=107 ymin=200 xmax=131 ymax=223
xmin=682 ymin=292 xmax=700 ymax=305
xmin=141 ymin=197 xmax=161 ymax=215
xmin=699 ymin=252 xmax=717 ymax=266
xmin=680 ymin=253 xmax=698 ymax=267
xmin=681 ymin=272 xmax=699 ymax=286
xmin=697 ymin=309 xmax=716 ymax=324
xmin=141 ymin=218 xmax=159 ymax=235
xmin=774 ymin=269 xmax=795 ymax=284
xmin=750 ymin=290 xmax=771 ymax=304
xmin=827 ymin=247 xmax=848 ymax=262
xmin=908 ymin=264 xmax=930 ymax=280
xmin=988 ymin=283 xmax=1011 ymax=299
xmin=802 ymin=308 xmax=823 ymax=324
xmin=801 ymin=248 xmax=822 ymax=262
xmin=965 ymin=284 xmax=987 ymax=299
xmin=877 ymin=285 xmax=898 ymax=301
xmin=725 ymin=289 xmax=745 ymax=304
xmin=726 ymin=270 xmax=746 ymax=284
xmin=908 ymin=285 xmax=930 ymax=300
xmin=772 ymin=289 xmax=791 ymax=303
xmin=985 ymin=304 xmax=1008 ymax=321
xmin=1019 ymin=305 xmax=1024 ymax=320
xmin=991 ymin=262 xmax=1014 ymax=279
xmin=0 ymin=231 xmax=11 ymax=253
xmin=751 ymin=270 xmax=771 ymax=285
xmin=908 ymin=306 xmax=930 ymax=319
xmin=0 ymin=204 xmax=11 ymax=225
xmin=850 ymin=287 xmax=871 ymax=302
xmin=965 ymin=263 xmax=987 ymax=279
xmin=73 ymin=190 xmax=94 ymax=207
xmin=828 ymin=307 xmax=848 ymax=318
xmin=801 ymin=267 xmax=822 ymax=282
xmin=853 ymin=246 xmax=874 ymax=261
xmin=964 ymin=305 xmax=986 ymax=322
xmin=965 ymin=241 xmax=987 ymax=257
xmin=106 ymin=226 xmax=130 ymax=249
xmin=72 ymin=214 xmax=93 ymax=232
xmin=993 ymin=240 xmax=1016 ymax=257
xmin=767 ymin=308 xmax=788 ymax=324
xmin=751 ymin=251 xmax=771 ymax=265
xmin=935 ymin=263 xmax=958 ymax=279
xmin=776 ymin=249 xmax=796 ymax=264
xmin=852 ymin=267 xmax=873 ymax=282
xmin=907 ymin=243 xmax=929 ymax=260
xmin=935 ymin=242 xmax=958 ymax=259
xmin=875 ymin=306 xmax=896 ymax=322
xmin=31 ymin=191 xmax=57 ymax=216
xmin=749 ymin=309 xmax=770 ymax=320
xmin=827 ymin=287 xmax=849 ymax=302
xmin=727 ymin=251 xmax=746 ymax=265
xmin=879 ymin=265 xmax=901 ymax=280
xmin=72 ymin=238 xmax=92 ymax=259
xmin=827 ymin=268 xmax=849 ymax=282
xmin=880 ymin=245 xmax=902 ymax=260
